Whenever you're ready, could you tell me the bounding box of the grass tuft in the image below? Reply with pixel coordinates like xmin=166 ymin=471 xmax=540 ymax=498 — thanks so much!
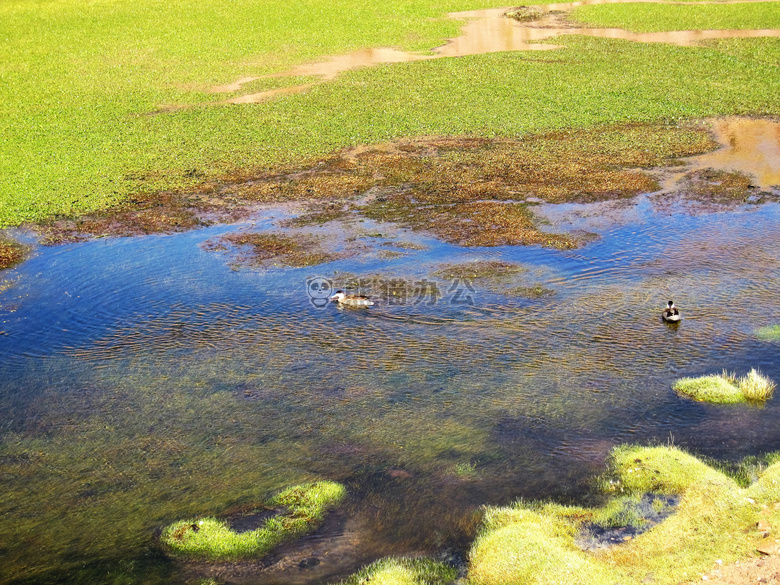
xmin=673 ymin=369 xmax=776 ymax=403
xmin=160 ymin=480 xmax=345 ymax=560
xmin=739 ymin=368 xmax=777 ymax=401
xmin=338 ymin=557 xmax=457 ymax=585
xmin=469 ymin=445 xmax=780 ymax=585
xmin=756 ymin=324 xmax=780 ymax=341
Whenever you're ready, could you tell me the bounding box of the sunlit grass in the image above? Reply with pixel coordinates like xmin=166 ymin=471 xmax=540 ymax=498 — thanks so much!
xmin=1 ymin=0 xmax=780 ymax=226
xmin=570 ymin=2 xmax=780 ymax=33
xmin=739 ymin=368 xmax=777 ymax=401
xmin=161 ymin=481 xmax=346 ymax=559
xmin=673 ymin=369 xmax=776 ymax=403
xmin=338 ymin=557 xmax=458 ymax=585
xmin=468 ymin=444 xmax=780 ymax=585
xmin=756 ymin=324 xmax=780 ymax=341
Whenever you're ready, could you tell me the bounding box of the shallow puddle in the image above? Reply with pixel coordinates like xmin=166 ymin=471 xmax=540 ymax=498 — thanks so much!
xmin=681 ymin=118 xmax=780 ymax=190
xmin=2 ymin=119 xmax=780 ymax=582
xmin=216 ymin=2 xmax=780 ymax=104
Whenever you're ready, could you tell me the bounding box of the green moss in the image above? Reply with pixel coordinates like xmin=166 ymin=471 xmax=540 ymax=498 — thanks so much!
xmin=673 ymin=369 xmax=776 ymax=403
xmin=160 ymin=481 xmax=345 ymax=560
xmin=338 ymin=557 xmax=457 ymax=585
xmin=756 ymin=324 xmax=780 ymax=341
xmin=469 ymin=506 xmax=619 ymax=585
xmin=470 ymin=445 xmax=775 ymax=585
xmin=672 ymin=372 xmax=745 ymax=404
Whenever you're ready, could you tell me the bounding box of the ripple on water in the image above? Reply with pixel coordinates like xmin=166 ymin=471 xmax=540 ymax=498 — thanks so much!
xmin=2 ymin=198 xmax=780 ymax=583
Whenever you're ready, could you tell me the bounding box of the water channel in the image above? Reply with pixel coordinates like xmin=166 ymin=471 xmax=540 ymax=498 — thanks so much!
xmin=1 ymin=117 xmax=780 ymax=583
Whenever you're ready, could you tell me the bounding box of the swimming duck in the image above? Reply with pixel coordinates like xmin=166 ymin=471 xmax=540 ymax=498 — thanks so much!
xmin=661 ymin=300 xmax=681 ymax=322
xmin=329 ymin=290 xmax=374 ymax=307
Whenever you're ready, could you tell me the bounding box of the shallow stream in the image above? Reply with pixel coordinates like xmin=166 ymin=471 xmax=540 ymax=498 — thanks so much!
xmin=1 ymin=122 xmax=780 ymax=583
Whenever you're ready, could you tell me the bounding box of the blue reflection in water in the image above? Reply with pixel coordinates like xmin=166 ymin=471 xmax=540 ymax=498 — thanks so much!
xmin=1 ymin=201 xmax=780 ymax=583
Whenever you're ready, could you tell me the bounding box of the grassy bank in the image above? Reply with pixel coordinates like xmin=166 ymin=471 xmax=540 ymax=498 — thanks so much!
xmin=468 ymin=444 xmax=780 ymax=585
xmin=2 ymin=0 xmax=780 ymax=227
xmin=570 ymin=2 xmax=780 ymax=33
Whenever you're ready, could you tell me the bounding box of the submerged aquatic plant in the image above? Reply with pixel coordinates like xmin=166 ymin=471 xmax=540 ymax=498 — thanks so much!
xmin=468 ymin=445 xmax=780 ymax=585
xmin=756 ymin=324 xmax=780 ymax=341
xmin=0 ymin=237 xmax=27 ymax=270
xmin=161 ymin=481 xmax=345 ymax=560
xmin=673 ymin=369 xmax=776 ymax=403
xmin=202 ymin=232 xmax=344 ymax=268
xmin=338 ymin=557 xmax=458 ymax=585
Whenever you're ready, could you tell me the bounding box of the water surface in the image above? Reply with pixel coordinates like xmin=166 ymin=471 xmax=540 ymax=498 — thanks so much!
xmin=1 ymin=169 xmax=780 ymax=582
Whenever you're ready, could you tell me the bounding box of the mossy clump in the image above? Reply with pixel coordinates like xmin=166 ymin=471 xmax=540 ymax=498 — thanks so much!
xmin=203 ymin=232 xmax=343 ymax=268
xmin=161 ymin=481 xmax=345 ymax=560
xmin=673 ymin=369 xmax=776 ymax=403
xmin=505 ymin=6 xmax=546 ymax=22
xmin=756 ymin=324 xmax=780 ymax=341
xmin=0 ymin=237 xmax=27 ymax=270
xmin=469 ymin=445 xmax=780 ymax=585
xmin=338 ymin=557 xmax=457 ymax=585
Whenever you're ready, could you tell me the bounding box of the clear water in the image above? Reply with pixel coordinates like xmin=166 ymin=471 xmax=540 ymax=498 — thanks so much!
xmin=1 ymin=197 xmax=780 ymax=583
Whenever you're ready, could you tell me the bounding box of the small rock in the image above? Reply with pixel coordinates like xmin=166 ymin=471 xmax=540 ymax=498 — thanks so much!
xmin=298 ymin=557 xmax=321 ymax=569
xmin=758 ymin=520 xmax=772 ymax=536
xmin=757 ymin=538 xmax=780 ymax=555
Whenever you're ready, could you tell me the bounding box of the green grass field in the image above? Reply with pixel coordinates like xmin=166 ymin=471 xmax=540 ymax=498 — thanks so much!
xmin=570 ymin=2 xmax=780 ymax=33
xmin=1 ymin=0 xmax=780 ymax=228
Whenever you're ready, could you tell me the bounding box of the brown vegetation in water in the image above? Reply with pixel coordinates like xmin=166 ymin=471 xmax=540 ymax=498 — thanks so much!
xmin=203 ymin=232 xmax=344 ymax=268
xmin=0 ymin=238 xmax=27 ymax=270
xmin=505 ymin=6 xmax=546 ymax=22
xmin=683 ymin=169 xmax=756 ymax=202
xmin=37 ymin=123 xmax=720 ymax=248
xmin=433 ymin=261 xmax=526 ymax=282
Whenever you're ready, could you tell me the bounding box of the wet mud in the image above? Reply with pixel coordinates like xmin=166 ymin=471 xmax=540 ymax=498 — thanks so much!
xmin=9 ymin=118 xmax=780 ymax=266
xmin=30 ymin=119 xmax=780 ymax=253
xmin=212 ymin=2 xmax=780 ymax=104
xmin=52 ymin=124 xmax=706 ymax=242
